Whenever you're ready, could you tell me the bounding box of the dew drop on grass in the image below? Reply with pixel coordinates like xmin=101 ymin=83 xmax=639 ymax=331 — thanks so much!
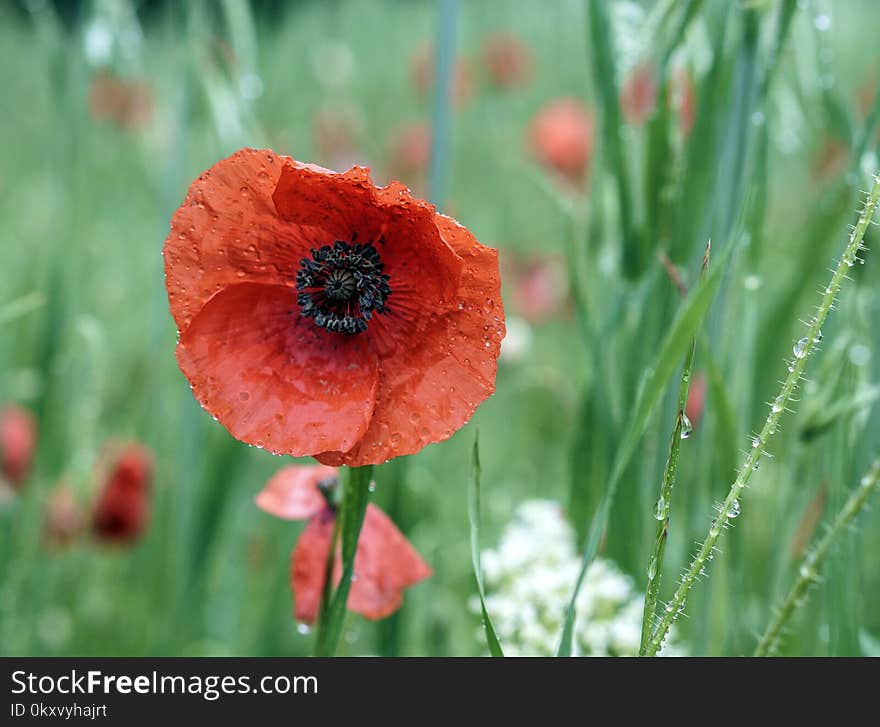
xmin=647 ymin=558 xmax=657 ymax=580
xmin=772 ymin=395 xmax=784 ymax=414
xmin=727 ymin=499 xmax=741 ymax=519
xmin=653 ymin=496 xmax=667 ymax=520
xmin=680 ymin=413 xmax=693 ymax=440
xmin=297 ymin=623 xmax=311 ymax=635
xmin=793 ymin=337 xmax=809 ymax=359
xmin=752 ymin=436 xmax=760 ymax=449
xmin=368 ymin=481 xmax=376 ymax=493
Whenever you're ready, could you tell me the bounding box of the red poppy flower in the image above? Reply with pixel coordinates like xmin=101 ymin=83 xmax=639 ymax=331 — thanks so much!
xmin=164 ymin=148 xmax=504 ymax=466
xmin=92 ymin=443 xmax=153 ymax=544
xmin=621 ymin=62 xmax=658 ymax=126
xmin=528 ymin=98 xmax=594 ymax=185
xmin=0 ymin=404 xmax=36 ymax=490
xmin=410 ymin=43 xmax=474 ymax=108
xmin=88 ymin=72 xmax=154 ymax=131
xmin=255 ymin=465 xmax=432 ymax=623
xmin=482 ymin=32 xmax=534 ymax=90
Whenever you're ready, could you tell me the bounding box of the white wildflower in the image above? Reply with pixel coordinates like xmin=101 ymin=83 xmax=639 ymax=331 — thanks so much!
xmin=472 ymin=499 xmax=682 ymax=656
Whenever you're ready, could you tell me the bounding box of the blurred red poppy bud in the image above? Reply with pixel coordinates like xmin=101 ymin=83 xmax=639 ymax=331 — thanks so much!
xmin=1 ymin=404 xmax=37 ymax=490
xmin=88 ymin=72 xmax=154 ymax=131
xmin=92 ymin=443 xmax=153 ymax=544
xmin=528 ymin=97 xmax=594 ymax=186
xmin=621 ymin=62 xmax=658 ymax=126
xmin=685 ymin=372 xmax=707 ymax=431
xmin=482 ymin=32 xmax=534 ymax=90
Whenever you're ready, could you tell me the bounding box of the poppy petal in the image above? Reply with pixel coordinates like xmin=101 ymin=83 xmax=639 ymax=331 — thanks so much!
xmin=273 ymin=163 xmax=464 ymax=356
xmin=254 ymin=465 xmax=338 ymax=521
xmin=290 ymin=510 xmax=335 ymax=624
xmin=164 ymin=148 xmax=315 ymax=332
xmin=316 ymin=214 xmax=504 ymax=466
xmin=177 ymin=283 xmax=379 ymax=456
xmin=346 ymin=504 xmax=432 ymax=620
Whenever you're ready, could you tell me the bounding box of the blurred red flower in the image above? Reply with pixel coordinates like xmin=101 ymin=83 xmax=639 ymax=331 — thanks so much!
xmin=503 ymin=251 xmax=569 ymax=324
xmin=92 ymin=443 xmax=153 ymax=544
xmin=88 ymin=72 xmax=154 ymax=131
xmin=387 ymin=120 xmax=432 ymax=190
xmin=671 ymin=69 xmax=697 ymax=137
xmin=684 ymin=372 xmax=707 ymax=431
xmin=528 ymin=97 xmax=594 ymax=185
xmin=410 ymin=43 xmax=473 ymax=108
xmin=621 ymin=62 xmax=658 ymax=126
xmin=164 ymin=148 xmax=504 ymax=466
xmin=482 ymin=32 xmax=534 ymax=90
xmin=0 ymin=404 xmax=36 ymax=489
xmin=255 ymin=465 xmax=431 ymax=623
xmin=43 ymin=485 xmax=85 ymax=549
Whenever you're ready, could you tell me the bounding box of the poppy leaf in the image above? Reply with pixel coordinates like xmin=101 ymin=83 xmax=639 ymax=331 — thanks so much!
xmin=557 ymin=236 xmax=738 ymax=656
xmin=468 ymin=434 xmax=504 ymax=657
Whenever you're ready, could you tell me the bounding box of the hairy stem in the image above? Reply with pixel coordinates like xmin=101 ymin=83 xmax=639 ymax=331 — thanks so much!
xmin=754 ymin=456 xmax=880 ymax=656
xmin=645 ymin=173 xmax=880 ymax=656
xmin=639 ymin=242 xmax=710 ymax=655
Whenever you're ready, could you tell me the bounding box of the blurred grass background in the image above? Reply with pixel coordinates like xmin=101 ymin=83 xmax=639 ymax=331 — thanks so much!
xmin=1 ymin=0 xmax=879 ymax=656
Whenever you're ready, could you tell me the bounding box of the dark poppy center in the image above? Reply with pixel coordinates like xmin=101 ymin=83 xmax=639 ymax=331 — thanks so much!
xmin=296 ymin=240 xmax=391 ymax=334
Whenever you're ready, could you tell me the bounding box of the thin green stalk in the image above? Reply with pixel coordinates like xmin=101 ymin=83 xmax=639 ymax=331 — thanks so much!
xmin=468 ymin=434 xmax=504 ymax=656
xmin=645 ymin=173 xmax=880 ymax=656
xmin=314 ymin=464 xmax=373 ymax=656
xmin=585 ymin=0 xmax=639 ymax=277
xmin=639 ymin=242 xmax=710 ymax=655
xmin=754 ymin=456 xmax=880 ymax=656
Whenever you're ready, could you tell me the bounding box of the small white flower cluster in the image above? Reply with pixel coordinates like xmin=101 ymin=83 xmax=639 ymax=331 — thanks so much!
xmin=473 ymin=499 xmax=680 ymax=656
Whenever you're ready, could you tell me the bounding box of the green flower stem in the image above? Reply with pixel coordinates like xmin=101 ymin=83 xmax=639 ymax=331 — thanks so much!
xmin=645 ymin=173 xmax=880 ymax=656
xmin=314 ymin=464 xmax=373 ymax=656
xmin=754 ymin=456 xmax=880 ymax=656
xmin=639 ymin=243 xmax=710 ymax=655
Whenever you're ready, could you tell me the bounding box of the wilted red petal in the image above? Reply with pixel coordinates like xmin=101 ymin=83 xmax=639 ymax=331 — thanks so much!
xmin=0 ymin=404 xmax=37 ymax=489
xmin=317 ymin=214 xmax=504 ymax=466
xmin=92 ymin=443 xmax=153 ymax=544
xmin=255 ymin=465 xmax=338 ymax=520
xmin=346 ymin=504 xmax=432 ymax=619
xmin=164 ymin=148 xmax=314 ymax=332
xmin=177 ymin=284 xmax=379 ymax=456
xmin=290 ymin=509 xmax=335 ymax=624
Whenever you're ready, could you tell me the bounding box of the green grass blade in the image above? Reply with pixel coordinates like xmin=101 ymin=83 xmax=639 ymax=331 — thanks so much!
xmin=557 ymin=236 xmax=736 ymax=656
xmin=468 ymin=434 xmax=504 ymax=657
xmin=585 ymin=0 xmax=640 ymax=277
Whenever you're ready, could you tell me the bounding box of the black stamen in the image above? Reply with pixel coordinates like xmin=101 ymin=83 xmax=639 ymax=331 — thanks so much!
xmin=296 ymin=239 xmax=391 ymax=335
